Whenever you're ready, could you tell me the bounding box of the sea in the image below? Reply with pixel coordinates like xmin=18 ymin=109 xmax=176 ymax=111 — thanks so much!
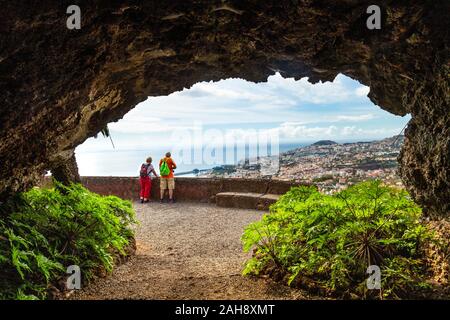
xmin=76 ymin=137 xmax=382 ymax=177
xmin=75 ymin=143 xmax=310 ymax=177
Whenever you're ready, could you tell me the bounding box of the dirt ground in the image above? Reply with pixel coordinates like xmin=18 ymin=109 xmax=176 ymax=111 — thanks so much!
xmin=71 ymin=202 xmax=309 ymax=300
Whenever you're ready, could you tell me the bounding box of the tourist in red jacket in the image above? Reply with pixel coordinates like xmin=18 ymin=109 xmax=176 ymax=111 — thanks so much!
xmin=139 ymin=157 xmax=158 ymax=203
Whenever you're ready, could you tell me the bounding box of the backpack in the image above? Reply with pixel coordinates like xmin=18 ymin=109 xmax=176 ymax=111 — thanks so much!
xmin=159 ymin=159 xmax=170 ymax=176
xmin=140 ymin=163 xmax=150 ymax=178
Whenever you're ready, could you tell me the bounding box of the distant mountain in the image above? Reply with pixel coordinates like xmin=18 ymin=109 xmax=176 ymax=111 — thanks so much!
xmin=380 ymin=135 xmax=404 ymax=147
xmin=311 ymin=140 xmax=338 ymax=146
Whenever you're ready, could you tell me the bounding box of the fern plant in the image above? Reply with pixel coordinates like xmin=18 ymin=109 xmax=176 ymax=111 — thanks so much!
xmin=0 ymin=182 xmax=136 ymax=299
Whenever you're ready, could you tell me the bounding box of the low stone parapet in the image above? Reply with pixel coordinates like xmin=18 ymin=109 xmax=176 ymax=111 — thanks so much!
xmin=38 ymin=176 xmax=310 ymax=209
xmin=78 ymin=177 xmax=307 ymax=206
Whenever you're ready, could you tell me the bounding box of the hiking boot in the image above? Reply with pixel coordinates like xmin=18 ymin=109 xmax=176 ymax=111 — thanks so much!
xmin=140 ymin=199 xmax=144 ymax=204
xmin=169 ymin=198 xmax=175 ymax=204
xmin=160 ymin=199 xmax=164 ymax=204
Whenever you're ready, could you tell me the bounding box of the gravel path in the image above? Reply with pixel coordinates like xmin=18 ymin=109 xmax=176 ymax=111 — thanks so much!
xmin=71 ymin=202 xmax=308 ymax=300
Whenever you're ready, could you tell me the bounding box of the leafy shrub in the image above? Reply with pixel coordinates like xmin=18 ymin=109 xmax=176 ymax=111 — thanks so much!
xmin=242 ymin=180 xmax=438 ymax=299
xmin=0 ymin=182 xmax=136 ymax=300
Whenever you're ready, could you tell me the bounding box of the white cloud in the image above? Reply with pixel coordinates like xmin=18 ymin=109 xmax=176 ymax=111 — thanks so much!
xmin=335 ymin=114 xmax=376 ymax=122
xmin=276 ymin=124 xmax=339 ymax=139
xmin=265 ymin=122 xmax=399 ymax=141
xmin=108 ymin=120 xmax=194 ymax=134
xmin=355 ymin=86 xmax=370 ymax=97
xmin=111 ymin=72 xmax=375 ymax=129
xmin=278 ymin=114 xmax=377 ymax=126
xmin=77 ymin=73 xmax=409 ymax=156
xmin=198 ymin=122 xmax=398 ymax=146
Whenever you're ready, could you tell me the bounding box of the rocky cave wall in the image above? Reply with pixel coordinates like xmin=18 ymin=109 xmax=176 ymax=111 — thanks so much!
xmin=0 ymin=1 xmax=448 ymax=216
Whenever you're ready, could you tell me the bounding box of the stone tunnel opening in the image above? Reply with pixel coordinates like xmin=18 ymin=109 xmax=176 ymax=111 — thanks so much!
xmin=0 ymin=1 xmax=447 ymax=216
xmin=75 ymin=73 xmax=410 ymax=194
xmin=0 ymin=1 xmax=448 ymax=302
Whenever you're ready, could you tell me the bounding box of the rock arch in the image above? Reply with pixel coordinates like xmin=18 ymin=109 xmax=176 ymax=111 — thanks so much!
xmin=0 ymin=1 xmax=448 ymax=216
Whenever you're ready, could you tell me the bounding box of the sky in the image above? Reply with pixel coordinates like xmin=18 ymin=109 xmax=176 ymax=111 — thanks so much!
xmin=75 ymin=73 xmax=410 ymax=175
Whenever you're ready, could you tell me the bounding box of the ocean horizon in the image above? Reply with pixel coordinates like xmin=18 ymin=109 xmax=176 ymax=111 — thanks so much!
xmin=75 ymin=138 xmax=385 ymax=177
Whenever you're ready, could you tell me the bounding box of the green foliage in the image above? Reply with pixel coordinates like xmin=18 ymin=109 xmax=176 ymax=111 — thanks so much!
xmin=0 ymin=182 xmax=136 ymax=299
xmin=242 ymin=180 xmax=436 ymax=299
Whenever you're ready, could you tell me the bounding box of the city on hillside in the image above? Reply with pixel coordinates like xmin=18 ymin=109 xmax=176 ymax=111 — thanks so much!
xmin=201 ymin=135 xmax=405 ymax=193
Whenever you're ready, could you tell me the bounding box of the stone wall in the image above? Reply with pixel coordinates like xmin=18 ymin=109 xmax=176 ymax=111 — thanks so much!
xmin=79 ymin=176 xmax=303 ymax=202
